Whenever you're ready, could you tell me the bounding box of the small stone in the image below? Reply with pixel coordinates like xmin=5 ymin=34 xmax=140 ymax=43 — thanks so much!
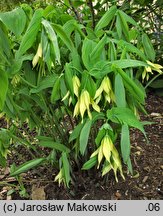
xmin=115 ymin=191 xmax=121 ymax=199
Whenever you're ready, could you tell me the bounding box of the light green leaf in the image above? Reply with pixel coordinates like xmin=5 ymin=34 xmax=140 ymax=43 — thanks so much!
xmin=0 ymin=7 xmax=26 ymax=37
xmin=39 ymin=141 xmax=70 ymax=153
xmin=115 ymin=73 xmax=126 ymax=107
xmin=0 ymin=69 xmax=8 ymax=110
xmin=10 ymin=158 xmax=45 ymax=176
xmin=95 ymin=6 xmax=117 ymax=32
xmin=16 ymin=9 xmax=43 ymax=58
xmin=80 ymin=120 xmax=92 ymax=155
xmin=121 ymin=123 xmax=130 ymax=163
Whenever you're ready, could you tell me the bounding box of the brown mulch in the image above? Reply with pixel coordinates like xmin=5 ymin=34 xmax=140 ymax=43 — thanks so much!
xmin=0 ymin=91 xmax=162 ymax=200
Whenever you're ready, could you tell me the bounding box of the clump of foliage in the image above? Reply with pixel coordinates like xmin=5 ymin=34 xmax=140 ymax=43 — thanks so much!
xmin=0 ymin=1 xmax=162 ymax=190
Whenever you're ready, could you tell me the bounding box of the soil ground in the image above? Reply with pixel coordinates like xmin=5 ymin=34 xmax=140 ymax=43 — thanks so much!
xmin=0 ymin=91 xmax=162 ymax=200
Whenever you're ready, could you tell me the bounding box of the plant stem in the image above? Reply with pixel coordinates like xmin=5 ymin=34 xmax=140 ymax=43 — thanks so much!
xmin=68 ymin=0 xmax=83 ymax=24
xmin=145 ymin=73 xmax=162 ymax=89
xmin=87 ymin=0 xmax=95 ymax=29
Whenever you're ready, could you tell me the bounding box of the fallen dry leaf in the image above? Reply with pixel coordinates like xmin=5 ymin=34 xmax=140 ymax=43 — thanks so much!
xmin=31 ymin=185 xmax=46 ymax=200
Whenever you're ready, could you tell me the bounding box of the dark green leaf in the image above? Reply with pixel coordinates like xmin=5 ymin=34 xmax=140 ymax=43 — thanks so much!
xmin=39 ymin=141 xmax=70 ymax=153
xmin=10 ymin=158 xmax=45 ymax=176
xmin=16 ymin=9 xmax=43 ymax=58
xmin=121 ymin=123 xmax=130 ymax=163
xmin=62 ymin=152 xmax=71 ymax=187
xmin=107 ymin=107 xmax=146 ymax=136
xmin=53 ymin=24 xmax=75 ymax=52
xmin=115 ymin=73 xmax=126 ymax=107
xmin=42 ymin=19 xmax=60 ymax=64
xmin=95 ymin=6 xmax=117 ymax=32
xmin=30 ymin=74 xmax=57 ymax=93
xmin=0 ymin=7 xmax=26 ymax=37
xmin=80 ymin=120 xmax=92 ymax=155
xmin=142 ymin=33 xmax=156 ymax=61
xmin=0 ymin=69 xmax=8 ymax=110
xmin=82 ymin=156 xmax=97 ymax=170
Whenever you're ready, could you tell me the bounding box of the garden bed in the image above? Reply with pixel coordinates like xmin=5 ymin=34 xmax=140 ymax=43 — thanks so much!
xmin=0 ymin=91 xmax=162 ymax=200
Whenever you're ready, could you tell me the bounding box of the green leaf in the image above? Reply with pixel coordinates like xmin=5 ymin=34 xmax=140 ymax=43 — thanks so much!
xmin=0 ymin=27 xmax=11 ymax=64
xmin=89 ymin=60 xmax=112 ymax=79
xmin=0 ymin=152 xmax=6 ymax=167
xmin=95 ymin=6 xmax=117 ymax=32
xmin=64 ymin=63 xmax=74 ymax=96
xmin=63 ymin=19 xmax=76 ymax=37
xmin=51 ymin=76 xmax=61 ymax=103
xmin=0 ymin=69 xmax=8 ymax=110
xmin=16 ymin=9 xmax=43 ymax=58
xmin=115 ymin=73 xmax=126 ymax=107
xmin=142 ymin=33 xmax=155 ymax=61
xmin=121 ymin=123 xmax=130 ymax=163
xmin=39 ymin=141 xmax=70 ymax=153
xmin=42 ymin=19 xmax=60 ymax=64
xmin=116 ymin=14 xmax=122 ymax=39
xmin=82 ymin=156 xmax=97 ymax=170
xmin=69 ymin=123 xmax=83 ymax=143
xmin=36 ymin=136 xmax=53 ymax=141
xmin=113 ymin=66 xmax=145 ymax=104
xmin=90 ymin=34 xmax=107 ymax=62
xmin=149 ymin=79 xmax=163 ymax=89
xmin=126 ymin=157 xmax=133 ymax=175
xmin=112 ymin=59 xmax=148 ymax=68
xmin=79 ymin=120 xmax=92 ymax=155
xmin=86 ymin=76 xmax=97 ymax=98
xmin=118 ymin=10 xmax=138 ymax=26
xmin=62 ymin=152 xmax=71 ymax=187
xmin=10 ymin=158 xmax=45 ymax=177
xmin=108 ymin=41 xmax=117 ymax=61
xmin=52 ymin=24 xmax=75 ymax=52
xmin=117 ymin=39 xmax=146 ymax=60
xmin=82 ymin=38 xmax=96 ymax=70
xmin=0 ymin=7 xmax=26 ymax=37
xmin=89 ymin=59 xmax=148 ymax=79
xmin=107 ymin=107 xmax=146 ymax=136
xmin=95 ymin=129 xmax=106 ymax=147
xmin=117 ymin=11 xmax=129 ymax=41
xmin=30 ymin=74 xmax=57 ymax=93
